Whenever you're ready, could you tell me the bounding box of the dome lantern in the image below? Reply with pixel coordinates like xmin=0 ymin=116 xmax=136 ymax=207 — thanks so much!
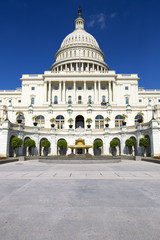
xmin=75 ymin=7 xmax=85 ymax=30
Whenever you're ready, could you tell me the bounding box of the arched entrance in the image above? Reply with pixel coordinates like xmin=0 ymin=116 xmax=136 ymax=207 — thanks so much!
xmin=23 ymin=137 xmax=30 ymax=156
xmin=130 ymin=136 xmax=137 ymax=156
xmin=9 ymin=135 xmax=16 ymax=157
xmin=93 ymin=138 xmax=103 ymax=156
xmin=39 ymin=138 xmax=48 ymax=156
xmin=110 ymin=138 xmax=121 ymax=156
xmin=145 ymin=135 xmax=151 ymax=157
xmin=75 ymin=115 xmax=84 ymax=128
xmin=57 ymin=138 xmax=67 ymax=156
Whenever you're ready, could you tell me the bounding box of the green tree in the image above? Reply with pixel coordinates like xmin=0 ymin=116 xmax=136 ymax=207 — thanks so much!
xmin=41 ymin=140 xmax=51 ymax=148
xmin=24 ymin=139 xmax=35 ymax=156
xmin=11 ymin=137 xmax=22 ymax=157
xmin=93 ymin=139 xmax=103 ymax=155
xmin=41 ymin=140 xmax=51 ymax=156
xmin=125 ymin=138 xmax=136 ymax=155
xmin=57 ymin=139 xmax=67 ymax=155
xmin=110 ymin=139 xmax=119 ymax=156
xmin=93 ymin=139 xmax=103 ymax=148
xmin=139 ymin=138 xmax=149 ymax=156
xmin=110 ymin=139 xmax=119 ymax=148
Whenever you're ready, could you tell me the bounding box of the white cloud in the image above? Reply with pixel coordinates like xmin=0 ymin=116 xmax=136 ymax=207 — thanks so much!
xmin=87 ymin=13 xmax=106 ymax=29
xmin=87 ymin=19 xmax=95 ymax=28
xmin=110 ymin=12 xmax=117 ymax=19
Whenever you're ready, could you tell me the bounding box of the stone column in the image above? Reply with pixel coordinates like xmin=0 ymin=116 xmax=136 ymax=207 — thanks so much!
xmin=49 ymin=82 xmax=51 ymax=103
xmin=111 ymin=82 xmax=113 ymax=103
xmin=74 ymin=81 xmax=76 ymax=103
xmin=44 ymin=82 xmax=47 ymax=102
xmin=63 ymin=81 xmax=66 ymax=103
xmin=76 ymin=63 xmax=78 ymax=72
xmin=82 ymin=63 xmax=84 ymax=72
xmin=59 ymin=81 xmax=62 ymax=102
xmin=94 ymin=81 xmax=97 ymax=103
xmin=84 ymin=81 xmax=86 ymax=104
xmin=104 ymin=130 xmax=110 ymax=155
xmin=98 ymin=81 xmax=101 ymax=102
xmin=108 ymin=81 xmax=111 ymax=103
xmin=112 ymin=81 xmax=116 ymax=103
xmin=87 ymin=63 xmax=89 ymax=71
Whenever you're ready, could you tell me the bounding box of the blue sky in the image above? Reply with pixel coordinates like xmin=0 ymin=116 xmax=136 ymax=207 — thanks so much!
xmin=0 ymin=0 xmax=160 ymax=90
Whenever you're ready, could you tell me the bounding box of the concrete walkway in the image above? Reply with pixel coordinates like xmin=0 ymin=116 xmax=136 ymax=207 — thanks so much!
xmin=0 ymin=160 xmax=160 ymax=240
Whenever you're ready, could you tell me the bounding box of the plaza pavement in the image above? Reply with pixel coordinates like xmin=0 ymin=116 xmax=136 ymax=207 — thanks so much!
xmin=0 ymin=160 xmax=160 ymax=240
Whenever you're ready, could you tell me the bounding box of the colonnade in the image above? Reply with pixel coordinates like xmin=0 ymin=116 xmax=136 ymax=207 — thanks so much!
xmin=44 ymin=81 xmax=114 ymax=104
xmin=52 ymin=62 xmax=107 ymax=73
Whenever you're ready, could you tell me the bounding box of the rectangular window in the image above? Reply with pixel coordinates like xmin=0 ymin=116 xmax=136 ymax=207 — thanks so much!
xmin=68 ymin=87 xmax=72 ymax=90
xmin=88 ymin=86 xmax=92 ymax=90
xmin=54 ymin=87 xmax=59 ymax=90
xmin=125 ymin=97 xmax=129 ymax=105
xmin=78 ymin=86 xmax=82 ymax=90
xmin=31 ymin=98 xmax=34 ymax=105
xmin=31 ymin=87 xmax=35 ymax=90
xmin=125 ymin=86 xmax=129 ymax=90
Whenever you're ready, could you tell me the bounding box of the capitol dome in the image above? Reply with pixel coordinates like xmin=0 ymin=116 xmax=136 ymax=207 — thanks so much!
xmin=60 ymin=30 xmax=100 ymax=49
xmin=50 ymin=8 xmax=109 ymax=72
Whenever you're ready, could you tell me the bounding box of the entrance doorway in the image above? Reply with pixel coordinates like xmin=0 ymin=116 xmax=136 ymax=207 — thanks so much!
xmin=77 ymin=148 xmax=82 ymax=154
xmin=75 ymin=115 xmax=84 ymax=128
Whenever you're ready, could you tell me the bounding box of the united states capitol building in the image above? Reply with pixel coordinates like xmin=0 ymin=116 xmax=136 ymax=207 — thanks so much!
xmin=0 ymin=8 xmax=160 ymax=157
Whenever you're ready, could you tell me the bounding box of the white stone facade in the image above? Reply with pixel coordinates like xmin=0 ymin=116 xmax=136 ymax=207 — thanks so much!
xmin=0 ymin=8 xmax=160 ymax=157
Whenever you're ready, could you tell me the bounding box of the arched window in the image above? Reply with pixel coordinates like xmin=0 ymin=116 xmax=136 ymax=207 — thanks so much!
xmin=68 ymin=96 xmax=72 ymax=104
xmin=115 ymin=115 xmax=123 ymax=127
xmin=95 ymin=115 xmax=104 ymax=129
xmin=135 ymin=115 xmax=143 ymax=124
xmin=37 ymin=115 xmax=45 ymax=128
xmin=102 ymin=95 xmax=106 ymax=103
xmin=54 ymin=96 xmax=58 ymax=104
xmin=88 ymin=95 xmax=92 ymax=104
xmin=56 ymin=115 xmax=64 ymax=129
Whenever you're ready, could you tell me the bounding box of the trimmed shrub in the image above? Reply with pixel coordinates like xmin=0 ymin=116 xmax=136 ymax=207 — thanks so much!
xmin=139 ymin=138 xmax=149 ymax=148
xmin=110 ymin=139 xmax=119 ymax=148
xmin=24 ymin=139 xmax=35 ymax=148
xmin=41 ymin=140 xmax=51 ymax=148
xmin=11 ymin=137 xmax=22 ymax=149
xmin=57 ymin=139 xmax=67 ymax=149
xmin=93 ymin=140 xmax=103 ymax=148
xmin=125 ymin=139 xmax=136 ymax=147
xmin=57 ymin=139 xmax=67 ymax=155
